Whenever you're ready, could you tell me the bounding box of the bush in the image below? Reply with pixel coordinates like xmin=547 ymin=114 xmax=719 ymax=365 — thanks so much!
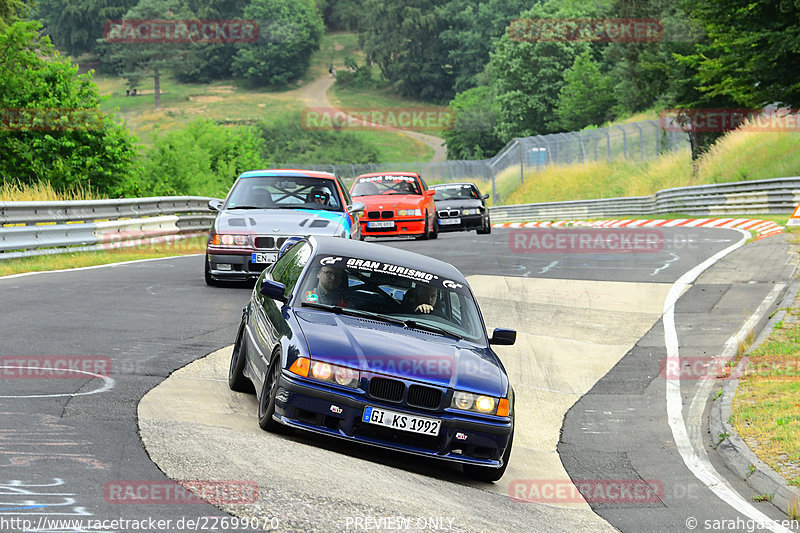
xmin=129 ymin=119 xmax=267 ymax=197
xmin=257 ymin=113 xmax=380 ymax=165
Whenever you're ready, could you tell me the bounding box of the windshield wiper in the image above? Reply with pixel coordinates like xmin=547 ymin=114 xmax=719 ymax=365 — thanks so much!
xmin=404 ymin=319 xmax=463 ymax=340
xmin=226 ymin=205 xmax=263 ymax=210
xmin=300 ymin=301 xmax=343 ymax=313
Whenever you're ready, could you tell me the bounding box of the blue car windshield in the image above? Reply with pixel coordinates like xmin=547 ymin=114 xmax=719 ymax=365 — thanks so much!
xmin=297 ymin=259 xmax=486 ymax=344
xmin=225 ymin=176 xmax=343 ymax=211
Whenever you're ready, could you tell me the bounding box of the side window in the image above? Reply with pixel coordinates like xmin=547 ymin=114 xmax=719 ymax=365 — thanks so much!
xmin=418 ymin=176 xmax=429 ymax=191
xmin=336 ymin=176 xmax=352 ymax=205
xmin=272 ymin=243 xmax=312 ymax=294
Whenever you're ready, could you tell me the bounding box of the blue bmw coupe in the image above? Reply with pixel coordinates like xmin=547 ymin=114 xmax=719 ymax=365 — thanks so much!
xmin=228 ymin=236 xmax=516 ymax=481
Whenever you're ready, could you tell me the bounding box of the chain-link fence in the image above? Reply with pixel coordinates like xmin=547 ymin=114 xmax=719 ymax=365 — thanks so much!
xmin=282 ymin=120 xmax=689 ymax=203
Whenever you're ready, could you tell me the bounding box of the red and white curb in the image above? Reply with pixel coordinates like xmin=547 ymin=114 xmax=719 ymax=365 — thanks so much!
xmin=492 ymin=218 xmax=784 ymax=241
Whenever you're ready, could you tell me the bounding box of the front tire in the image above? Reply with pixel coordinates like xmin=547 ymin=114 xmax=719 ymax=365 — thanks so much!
xmin=417 ymin=211 xmax=431 ymax=240
xmin=228 ymin=321 xmax=253 ymax=393
xmin=204 ymin=255 xmax=219 ymax=286
xmin=258 ymin=352 xmax=283 ymax=431
xmin=430 ymin=214 xmax=439 ymax=239
xmin=476 ymin=216 xmax=491 ymax=235
xmin=463 ymin=430 xmax=513 ymax=482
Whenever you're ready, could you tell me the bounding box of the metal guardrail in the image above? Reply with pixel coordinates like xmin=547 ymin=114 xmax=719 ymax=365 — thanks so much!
xmin=488 ymin=177 xmax=800 ymax=223
xmin=2 ymin=177 xmax=797 ymax=259
xmin=0 ymin=197 xmax=215 ymax=259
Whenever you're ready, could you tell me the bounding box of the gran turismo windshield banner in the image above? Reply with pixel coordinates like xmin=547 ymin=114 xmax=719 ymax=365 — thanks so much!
xmin=314 ymin=255 xmax=469 ymax=294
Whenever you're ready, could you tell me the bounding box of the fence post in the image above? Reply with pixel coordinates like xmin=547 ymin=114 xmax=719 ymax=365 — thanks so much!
xmin=616 ymin=125 xmax=628 ymax=160
xmin=517 ymin=139 xmax=524 ymax=183
xmin=631 ymin=122 xmax=644 ymax=161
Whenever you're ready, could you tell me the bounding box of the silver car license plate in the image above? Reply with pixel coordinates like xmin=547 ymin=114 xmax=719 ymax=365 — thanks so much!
xmin=251 ymin=252 xmax=277 ymax=264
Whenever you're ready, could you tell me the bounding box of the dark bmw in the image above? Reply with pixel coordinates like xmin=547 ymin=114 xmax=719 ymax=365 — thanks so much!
xmin=430 ymin=182 xmax=491 ymax=234
xmin=228 ymin=236 xmax=516 ymax=481
xmin=205 ymin=169 xmax=363 ymax=285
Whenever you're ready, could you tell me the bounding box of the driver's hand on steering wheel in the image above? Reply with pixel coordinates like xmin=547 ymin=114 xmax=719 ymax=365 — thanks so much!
xmin=415 ymin=303 xmax=433 ymax=314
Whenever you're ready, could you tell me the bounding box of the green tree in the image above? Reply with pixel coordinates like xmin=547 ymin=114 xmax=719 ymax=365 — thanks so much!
xmin=36 ymin=0 xmax=136 ymax=56
xmin=317 ymin=0 xmax=363 ymax=31
xmin=442 ymin=86 xmax=504 ymax=159
xmin=437 ymin=0 xmax=532 ymax=93
xmin=101 ymin=0 xmax=195 ymax=108
xmin=172 ymin=0 xmax=249 ymax=82
xmin=231 ymin=0 xmax=323 ymax=86
xmin=486 ymin=0 xmax=595 ymax=139
xmin=0 ymin=21 xmax=138 ymax=195
xmin=359 ymin=0 xmax=454 ymax=102
xmin=0 ymin=0 xmax=27 ymax=29
xmin=554 ymin=49 xmax=615 ymax=130
xmin=683 ymin=0 xmax=800 ymax=107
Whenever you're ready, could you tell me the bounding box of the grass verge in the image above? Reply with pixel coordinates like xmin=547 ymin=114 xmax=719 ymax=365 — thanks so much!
xmin=505 ymin=130 xmax=800 ymax=205
xmin=0 ymin=238 xmax=207 ymax=277
xmin=731 ymin=227 xmax=800 ymax=490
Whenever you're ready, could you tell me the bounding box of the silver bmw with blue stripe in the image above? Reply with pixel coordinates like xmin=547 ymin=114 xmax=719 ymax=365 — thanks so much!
xmin=205 ymin=169 xmax=364 ymax=285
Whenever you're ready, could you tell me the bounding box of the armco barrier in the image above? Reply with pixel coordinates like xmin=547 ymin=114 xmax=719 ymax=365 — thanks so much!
xmin=2 ymin=177 xmax=798 ymax=259
xmin=0 ymin=197 xmax=216 ymax=259
xmin=488 ymin=177 xmax=800 ymax=222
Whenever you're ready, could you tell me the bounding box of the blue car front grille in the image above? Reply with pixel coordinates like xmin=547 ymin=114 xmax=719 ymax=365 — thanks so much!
xmin=368 ymin=378 xmax=442 ymax=410
xmin=369 ymin=377 xmax=404 ymax=403
xmin=407 ymin=384 xmax=442 ymax=410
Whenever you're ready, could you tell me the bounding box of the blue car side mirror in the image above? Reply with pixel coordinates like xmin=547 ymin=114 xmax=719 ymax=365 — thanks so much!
xmin=260 ymin=279 xmax=287 ymax=302
xmin=489 ymin=328 xmax=516 ymax=346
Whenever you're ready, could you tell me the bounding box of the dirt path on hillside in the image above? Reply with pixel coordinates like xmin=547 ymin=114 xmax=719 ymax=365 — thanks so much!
xmin=287 ymin=76 xmax=447 ymax=162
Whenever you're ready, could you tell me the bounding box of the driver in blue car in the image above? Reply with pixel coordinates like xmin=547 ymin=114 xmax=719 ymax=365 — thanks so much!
xmin=402 ymin=284 xmax=440 ymax=315
xmin=304 ymin=266 xmax=349 ymax=307
xmin=308 ymin=187 xmax=330 ymax=206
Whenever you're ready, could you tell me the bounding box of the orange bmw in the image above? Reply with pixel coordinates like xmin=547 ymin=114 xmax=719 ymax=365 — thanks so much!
xmin=350 ymin=172 xmax=438 ymax=240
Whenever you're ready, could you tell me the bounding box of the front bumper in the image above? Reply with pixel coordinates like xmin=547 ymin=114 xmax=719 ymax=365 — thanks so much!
xmin=359 ymin=218 xmax=426 ymax=237
xmin=207 ymin=249 xmax=271 ymax=281
xmin=272 ymin=372 xmax=513 ymax=466
xmin=437 ymin=214 xmax=485 ymax=232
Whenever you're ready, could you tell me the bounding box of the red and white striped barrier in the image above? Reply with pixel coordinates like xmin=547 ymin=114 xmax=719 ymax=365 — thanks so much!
xmin=492 ymin=218 xmax=784 ymax=241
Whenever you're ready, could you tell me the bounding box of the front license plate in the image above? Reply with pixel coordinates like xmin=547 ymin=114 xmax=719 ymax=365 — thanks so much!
xmin=439 ymin=218 xmax=461 ymax=225
xmin=362 ymin=406 xmax=441 ymax=436
xmin=251 ymin=252 xmax=277 ymax=264
xmin=367 ymin=221 xmax=395 ymax=229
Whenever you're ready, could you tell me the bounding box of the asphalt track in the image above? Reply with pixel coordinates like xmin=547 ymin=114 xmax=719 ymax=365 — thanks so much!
xmin=0 ymin=227 xmax=796 ymax=533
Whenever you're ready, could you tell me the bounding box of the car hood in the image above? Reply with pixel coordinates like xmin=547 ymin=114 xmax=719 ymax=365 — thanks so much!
xmin=434 ymin=199 xmax=483 ymax=210
xmin=295 ymin=309 xmax=507 ymax=397
xmin=215 ymin=209 xmax=348 ymax=236
xmin=351 ymin=195 xmax=424 ymax=209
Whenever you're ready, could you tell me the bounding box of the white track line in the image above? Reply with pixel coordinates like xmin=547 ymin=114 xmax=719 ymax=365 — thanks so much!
xmin=663 ymin=228 xmax=793 ymax=532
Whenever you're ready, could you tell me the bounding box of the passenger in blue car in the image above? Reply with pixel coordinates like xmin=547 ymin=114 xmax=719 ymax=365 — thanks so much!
xmin=304 ymin=265 xmax=349 ymax=307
